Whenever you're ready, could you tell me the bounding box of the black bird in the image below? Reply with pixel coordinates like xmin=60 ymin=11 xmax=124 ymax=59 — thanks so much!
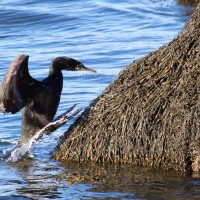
xmin=0 ymin=54 xmax=96 ymax=142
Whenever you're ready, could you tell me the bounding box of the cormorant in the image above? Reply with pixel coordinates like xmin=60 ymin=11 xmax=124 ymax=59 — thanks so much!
xmin=0 ymin=54 xmax=96 ymax=143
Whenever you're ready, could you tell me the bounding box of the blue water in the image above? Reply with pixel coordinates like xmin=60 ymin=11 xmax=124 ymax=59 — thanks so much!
xmin=0 ymin=0 xmax=200 ymax=199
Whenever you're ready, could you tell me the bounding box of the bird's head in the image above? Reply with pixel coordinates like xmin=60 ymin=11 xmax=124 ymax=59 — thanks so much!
xmin=50 ymin=56 xmax=96 ymax=74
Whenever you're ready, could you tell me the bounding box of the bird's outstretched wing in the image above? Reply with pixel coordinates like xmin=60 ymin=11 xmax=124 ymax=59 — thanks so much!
xmin=0 ymin=54 xmax=30 ymax=114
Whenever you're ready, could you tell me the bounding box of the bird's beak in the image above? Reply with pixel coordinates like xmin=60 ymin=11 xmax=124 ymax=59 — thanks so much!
xmin=77 ymin=64 xmax=97 ymax=73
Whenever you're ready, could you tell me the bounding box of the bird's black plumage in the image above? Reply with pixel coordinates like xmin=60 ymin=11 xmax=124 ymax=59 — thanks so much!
xmin=0 ymin=54 xmax=96 ymax=143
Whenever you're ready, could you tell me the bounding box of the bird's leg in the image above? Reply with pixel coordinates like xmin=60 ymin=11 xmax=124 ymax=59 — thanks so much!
xmin=4 ymin=104 xmax=81 ymax=162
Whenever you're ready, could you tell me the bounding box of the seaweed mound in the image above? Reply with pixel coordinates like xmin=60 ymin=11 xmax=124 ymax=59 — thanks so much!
xmin=53 ymin=3 xmax=200 ymax=172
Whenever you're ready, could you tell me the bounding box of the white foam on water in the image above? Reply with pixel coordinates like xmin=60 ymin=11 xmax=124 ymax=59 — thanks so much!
xmin=0 ymin=138 xmax=17 ymax=144
xmin=6 ymin=121 xmax=55 ymax=162
xmin=5 ymin=140 xmax=33 ymax=162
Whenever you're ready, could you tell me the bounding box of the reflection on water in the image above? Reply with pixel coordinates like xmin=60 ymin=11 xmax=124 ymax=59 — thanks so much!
xmin=6 ymin=161 xmax=200 ymax=199
xmin=0 ymin=0 xmax=199 ymax=199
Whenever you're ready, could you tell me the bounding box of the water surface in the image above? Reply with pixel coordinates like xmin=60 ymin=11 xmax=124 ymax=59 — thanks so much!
xmin=0 ymin=0 xmax=199 ymax=199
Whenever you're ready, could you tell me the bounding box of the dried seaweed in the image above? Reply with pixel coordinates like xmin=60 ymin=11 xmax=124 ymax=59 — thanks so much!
xmin=53 ymin=4 xmax=200 ymax=172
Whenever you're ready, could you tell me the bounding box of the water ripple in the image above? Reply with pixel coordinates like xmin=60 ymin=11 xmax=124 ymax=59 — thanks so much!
xmin=0 ymin=0 xmax=197 ymax=198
